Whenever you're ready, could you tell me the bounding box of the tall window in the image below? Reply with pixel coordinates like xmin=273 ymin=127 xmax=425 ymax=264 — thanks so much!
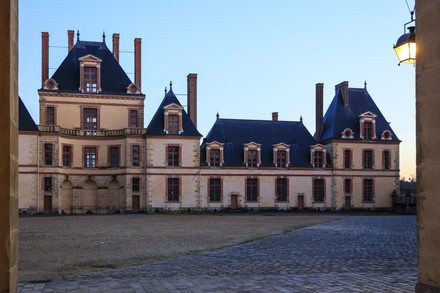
xmin=314 ymin=151 xmax=323 ymax=167
xmin=313 ymin=178 xmax=325 ymax=202
xmin=209 ymin=178 xmax=222 ymax=202
xmin=167 ymin=146 xmax=180 ymax=166
xmin=344 ymin=178 xmax=352 ymax=194
xmin=246 ymin=178 xmax=258 ymax=201
xmin=363 ymin=121 xmax=373 ymax=139
xmin=247 ymin=150 xmax=257 ymax=167
xmin=109 ymin=146 xmax=120 ymax=168
xmin=209 ymin=149 xmax=220 ymax=167
xmin=46 ymin=106 xmax=55 ymax=125
xmin=129 ymin=110 xmax=138 ymax=128
xmin=62 ymin=145 xmax=72 ymax=167
xmin=84 ymin=66 xmax=97 ymax=93
xmin=44 ymin=177 xmax=52 ymax=192
xmin=167 ymin=178 xmax=180 ymax=202
xmin=276 ymin=150 xmax=287 ymax=167
xmin=276 ymin=178 xmax=288 ymax=202
xmin=168 ymin=114 xmax=179 ymax=134
xmin=383 ymin=150 xmax=391 ymax=170
xmin=132 ymin=177 xmax=140 ymax=193
xmin=44 ymin=143 xmax=53 ymax=165
xmin=132 ymin=145 xmax=140 ymax=166
xmin=363 ymin=150 xmax=373 ymax=169
xmin=363 ymin=179 xmax=374 ymax=202
xmin=83 ymin=108 xmax=98 ymax=130
xmin=344 ymin=149 xmax=351 ymax=169
xmin=84 ymin=147 xmax=97 ymax=168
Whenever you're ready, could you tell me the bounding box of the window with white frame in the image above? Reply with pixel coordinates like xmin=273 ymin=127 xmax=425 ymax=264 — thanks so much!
xmin=244 ymin=143 xmax=261 ymax=167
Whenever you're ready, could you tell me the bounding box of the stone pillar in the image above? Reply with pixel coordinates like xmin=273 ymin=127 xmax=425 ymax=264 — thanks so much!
xmin=416 ymin=1 xmax=440 ymax=292
xmin=0 ymin=0 xmax=18 ymax=291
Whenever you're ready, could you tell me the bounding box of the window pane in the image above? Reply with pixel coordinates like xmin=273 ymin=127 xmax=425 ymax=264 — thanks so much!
xmin=210 ymin=149 xmax=220 ymax=167
xmin=132 ymin=145 xmax=140 ymax=166
xmin=44 ymin=177 xmax=52 ymax=192
xmin=132 ymin=177 xmax=140 ymax=193
xmin=209 ymin=178 xmax=221 ymax=202
xmin=46 ymin=107 xmax=55 ymax=125
xmin=277 ymin=150 xmax=287 ymax=167
xmin=344 ymin=150 xmax=351 ymax=169
xmin=84 ymin=67 xmax=97 ymax=93
xmin=313 ymin=179 xmax=324 ymax=202
xmin=168 ymin=178 xmax=179 ymax=201
xmin=63 ymin=145 xmax=71 ymax=167
xmin=44 ymin=144 xmax=52 ymax=165
xmin=84 ymin=147 xmax=97 ymax=168
xmin=344 ymin=178 xmax=351 ymax=193
xmin=83 ymin=108 xmax=97 ymax=130
xmin=168 ymin=114 xmax=179 ymax=134
xmin=130 ymin=110 xmax=138 ymax=128
xmin=109 ymin=147 xmax=119 ymax=167
xmin=363 ymin=122 xmax=372 ymax=139
xmin=314 ymin=151 xmax=323 ymax=167
xmin=168 ymin=146 xmax=179 ymax=166
xmin=276 ymin=178 xmax=287 ymax=202
xmin=383 ymin=151 xmax=390 ymax=169
xmin=363 ymin=150 xmax=373 ymax=169
xmin=363 ymin=179 xmax=374 ymax=201
xmin=248 ymin=150 xmax=257 ymax=167
xmin=246 ymin=178 xmax=258 ymax=201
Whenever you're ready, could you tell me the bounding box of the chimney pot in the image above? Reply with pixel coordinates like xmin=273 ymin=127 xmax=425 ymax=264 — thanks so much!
xmin=316 ymin=83 xmax=324 ymax=141
xmin=68 ymin=30 xmax=74 ymax=51
xmin=272 ymin=112 xmax=279 ymax=121
xmin=134 ymin=38 xmax=142 ymax=89
xmin=41 ymin=32 xmax=49 ymax=86
xmin=112 ymin=33 xmax=120 ymax=62
xmin=187 ymin=73 xmax=198 ymax=127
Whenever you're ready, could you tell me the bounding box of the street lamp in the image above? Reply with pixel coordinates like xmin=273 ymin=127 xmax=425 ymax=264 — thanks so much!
xmin=393 ymin=11 xmax=416 ymax=65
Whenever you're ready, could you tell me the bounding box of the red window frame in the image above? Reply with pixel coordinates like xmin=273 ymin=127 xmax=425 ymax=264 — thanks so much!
xmin=62 ymin=144 xmax=72 ymax=167
xmin=129 ymin=109 xmax=138 ymax=128
xmin=208 ymin=178 xmax=222 ymax=202
xmin=363 ymin=179 xmax=374 ymax=202
xmin=246 ymin=177 xmax=259 ymax=202
xmin=46 ymin=106 xmax=55 ymax=125
xmin=83 ymin=146 xmax=97 ymax=168
xmin=167 ymin=177 xmax=180 ymax=202
xmin=313 ymin=178 xmax=325 ymax=202
xmin=276 ymin=177 xmax=288 ymax=202
xmin=84 ymin=66 xmax=97 ymax=93
xmin=82 ymin=108 xmax=98 ymax=130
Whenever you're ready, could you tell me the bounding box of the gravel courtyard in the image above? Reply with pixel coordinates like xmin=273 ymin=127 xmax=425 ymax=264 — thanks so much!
xmin=19 ymin=213 xmax=343 ymax=281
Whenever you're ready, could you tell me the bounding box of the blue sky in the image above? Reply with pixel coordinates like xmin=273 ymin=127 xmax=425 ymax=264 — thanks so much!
xmin=19 ymin=0 xmax=416 ymax=179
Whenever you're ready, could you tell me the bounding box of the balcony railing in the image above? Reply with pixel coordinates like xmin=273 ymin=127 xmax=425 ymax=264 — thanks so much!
xmin=39 ymin=125 xmax=146 ymax=137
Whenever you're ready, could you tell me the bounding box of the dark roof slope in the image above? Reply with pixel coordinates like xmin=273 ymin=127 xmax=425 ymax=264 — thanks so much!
xmin=201 ymin=118 xmax=321 ymax=167
xmin=146 ymin=89 xmax=201 ymax=137
xmin=46 ymin=40 xmax=134 ymax=94
xmin=19 ymin=97 xmax=38 ymax=131
xmin=319 ymin=87 xmax=400 ymax=142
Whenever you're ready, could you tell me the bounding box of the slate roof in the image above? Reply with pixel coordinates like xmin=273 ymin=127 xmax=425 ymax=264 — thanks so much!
xmin=201 ymin=118 xmax=324 ymax=168
xmin=318 ymin=87 xmax=400 ymax=143
xmin=19 ymin=97 xmax=38 ymax=132
xmin=42 ymin=39 xmax=136 ymax=95
xmin=146 ymin=88 xmax=201 ymax=137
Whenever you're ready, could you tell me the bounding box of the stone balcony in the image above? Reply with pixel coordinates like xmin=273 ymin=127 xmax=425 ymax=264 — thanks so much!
xmin=38 ymin=125 xmax=146 ymax=136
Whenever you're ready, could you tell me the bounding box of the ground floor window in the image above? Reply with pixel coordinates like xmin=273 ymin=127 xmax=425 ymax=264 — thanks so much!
xmin=132 ymin=177 xmax=140 ymax=193
xmin=313 ymin=178 xmax=325 ymax=202
xmin=209 ymin=178 xmax=222 ymax=202
xmin=246 ymin=178 xmax=258 ymax=202
xmin=167 ymin=178 xmax=180 ymax=202
xmin=276 ymin=178 xmax=288 ymax=202
xmin=44 ymin=177 xmax=52 ymax=192
xmin=363 ymin=179 xmax=374 ymax=202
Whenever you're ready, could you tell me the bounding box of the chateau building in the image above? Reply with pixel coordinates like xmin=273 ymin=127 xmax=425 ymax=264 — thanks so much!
xmin=18 ymin=31 xmax=400 ymax=214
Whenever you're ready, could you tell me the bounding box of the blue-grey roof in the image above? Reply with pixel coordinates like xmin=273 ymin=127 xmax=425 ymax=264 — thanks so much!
xmin=19 ymin=97 xmax=38 ymax=132
xmin=43 ymin=40 xmax=137 ymax=95
xmin=146 ymin=88 xmax=201 ymax=137
xmin=201 ymin=118 xmax=325 ymax=168
xmin=318 ymin=87 xmax=400 ymax=143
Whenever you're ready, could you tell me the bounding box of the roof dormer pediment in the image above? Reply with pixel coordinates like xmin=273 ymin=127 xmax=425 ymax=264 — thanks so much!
xmin=359 ymin=111 xmax=377 ymax=118
xmin=163 ymin=103 xmax=184 ymax=111
xmin=78 ymin=54 xmax=102 ymax=63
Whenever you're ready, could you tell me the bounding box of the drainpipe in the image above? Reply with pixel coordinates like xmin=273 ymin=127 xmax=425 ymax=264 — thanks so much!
xmin=37 ymin=134 xmax=40 ymax=213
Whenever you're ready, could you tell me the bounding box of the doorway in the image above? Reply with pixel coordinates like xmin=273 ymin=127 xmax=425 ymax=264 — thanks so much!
xmin=297 ymin=195 xmax=304 ymax=210
xmin=345 ymin=196 xmax=351 ymax=209
xmin=132 ymin=195 xmax=140 ymax=213
xmin=44 ymin=195 xmax=52 ymax=214
xmin=230 ymin=194 xmax=238 ymax=209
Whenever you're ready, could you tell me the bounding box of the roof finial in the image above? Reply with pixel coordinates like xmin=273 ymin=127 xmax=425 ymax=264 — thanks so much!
xmin=300 ymin=115 xmax=303 ymax=123
xmin=164 ymin=86 xmax=167 ymax=94
xmin=169 ymin=81 xmax=173 ymax=91
xmin=216 ymin=112 xmax=219 ymax=119
xmin=102 ymin=30 xmax=106 ymax=42
xmin=364 ymin=80 xmax=367 ymax=89
xmin=77 ymin=30 xmax=80 ymax=41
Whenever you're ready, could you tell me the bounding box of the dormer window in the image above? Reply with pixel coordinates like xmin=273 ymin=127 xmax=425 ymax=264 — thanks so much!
xmin=206 ymin=141 xmax=224 ymax=167
xmin=163 ymin=104 xmax=183 ymax=134
xmin=341 ymin=128 xmax=354 ymax=139
xmin=310 ymin=144 xmax=327 ymax=168
xmin=359 ymin=112 xmax=377 ymax=140
xmin=79 ymin=54 xmax=102 ymax=93
xmin=273 ymin=143 xmax=290 ymax=167
xmin=244 ymin=142 xmax=261 ymax=168
xmin=381 ymin=130 xmax=393 ymax=140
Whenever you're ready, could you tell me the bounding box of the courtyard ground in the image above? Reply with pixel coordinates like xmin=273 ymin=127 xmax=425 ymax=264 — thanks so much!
xmin=19 ymin=213 xmax=343 ymax=281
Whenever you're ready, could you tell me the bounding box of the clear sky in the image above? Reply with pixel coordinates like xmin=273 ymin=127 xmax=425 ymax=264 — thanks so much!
xmin=19 ymin=0 xmax=416 ymax=179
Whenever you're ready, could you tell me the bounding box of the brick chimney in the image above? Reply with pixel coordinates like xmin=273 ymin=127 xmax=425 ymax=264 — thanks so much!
xmin=112 ymin=33 xmax=120 ymax=62
xmin=187 ymin=73 xmax=198 ymax=127
xmin=335 ymin=81 xmax=349 ymax=107
xmin=272 ymin=112 xmax=278 ymax=121
xmin=316 ymin=83 xmax=324 ymax=141
xmin=134 ymin=38 xmax=142 ymax=89
xmin=68 ymin=30 xmax=74 ymax=51
xmin=41 ymin=32 xmax=49 ymax=86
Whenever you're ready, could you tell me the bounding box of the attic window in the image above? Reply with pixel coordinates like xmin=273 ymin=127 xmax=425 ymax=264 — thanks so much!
xmin=341 ymin=128 xmax=354 ymax=139
xmin=310 ymin=144 xmax=327 ymax=168
xmin=163 ymin=104 xmax=184 ymax=134
xmin=79 ymin=54 xmax=102 ymax=93
xmin=244 ymin=143 xmax=261 ymax=168
xmin=273 ymin=143 xmax=290 ymax=167
xmin=206 ymin=141 xmax=224 ymax=167
xmin=381 ymin=130 xmax=393 ymax=140
xmin=359 ymin=112 xmax=377 ymax=140
xmin=43 ymin=78 xmax=58 ymax=90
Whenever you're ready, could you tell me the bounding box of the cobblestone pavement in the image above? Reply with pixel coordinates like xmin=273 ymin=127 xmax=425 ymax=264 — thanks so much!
xmin=19 ymin=216 xmax=417 ymax=292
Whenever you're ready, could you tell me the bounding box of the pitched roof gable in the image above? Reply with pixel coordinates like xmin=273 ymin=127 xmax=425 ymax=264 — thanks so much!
xmin=46 ymin=40 xmax=134 ymax=94
xmin=319 ymin=87 xmax=400 ymax=142
xmin=146 ymin=89 xmax=201 ymax=137
xmin=201 ymin=118 xmax=319 ymax=167
xmin=19 ymin=97 xmax=38 ymax=132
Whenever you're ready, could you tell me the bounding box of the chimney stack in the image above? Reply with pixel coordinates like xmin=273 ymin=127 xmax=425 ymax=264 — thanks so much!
xmin=335 ymin=81 xmax=349 ymax=107
xmin=112 ymin=33 xmax=120 ymax=62
xmin=316 ymin=83 xmax=324 ymax=141
xmin=272 ymin=112 xmax=279 ymax=121
xmin=187 ymin=73 xmax=198 ymax=127
xmin=68 ymin=30 xmax=74 ymax=51
xmin=134 ymin=38 xmax=142 ymax=89
xmin=41 ymin=32 xmax=49 ymax=86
